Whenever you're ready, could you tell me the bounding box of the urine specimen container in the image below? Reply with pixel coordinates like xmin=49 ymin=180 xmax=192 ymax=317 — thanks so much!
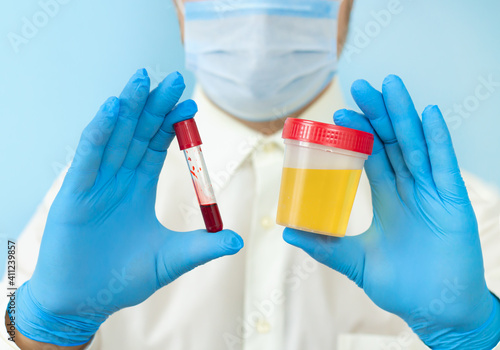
xmin=276 ymin=118 xmax=374 ymax=237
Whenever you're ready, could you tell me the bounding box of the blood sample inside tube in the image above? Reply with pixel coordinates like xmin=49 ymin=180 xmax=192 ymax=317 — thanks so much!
xmin=200 ymin=203 xmax=223 ymax=233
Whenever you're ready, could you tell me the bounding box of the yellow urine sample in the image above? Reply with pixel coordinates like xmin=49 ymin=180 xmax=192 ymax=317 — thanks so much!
xmin=276 ymin=168 xmax=362 ymax=237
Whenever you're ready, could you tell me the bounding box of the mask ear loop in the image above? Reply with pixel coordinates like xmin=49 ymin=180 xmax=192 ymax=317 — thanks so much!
xmin=173 ymin=0 xmax=185 ymax=16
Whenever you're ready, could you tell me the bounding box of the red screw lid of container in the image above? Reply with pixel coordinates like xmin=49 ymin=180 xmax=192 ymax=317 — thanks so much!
xmin=282 ymin=118 xmax=374 ymax=155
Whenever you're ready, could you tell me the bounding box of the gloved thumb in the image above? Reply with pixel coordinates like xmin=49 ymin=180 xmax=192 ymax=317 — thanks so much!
xmin=283 ymin=228 xmax=366 ymax=288
xmin=156 ymin=229 xmax=244 ymax=288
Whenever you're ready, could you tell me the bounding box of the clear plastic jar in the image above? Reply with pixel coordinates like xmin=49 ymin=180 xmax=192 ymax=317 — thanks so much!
xmin=276 ymin=118 xmax=374 ymax=237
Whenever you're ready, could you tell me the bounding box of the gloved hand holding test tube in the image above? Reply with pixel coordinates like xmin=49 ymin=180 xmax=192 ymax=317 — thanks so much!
xmin=8 ymin=70 xmax=242 ymax=347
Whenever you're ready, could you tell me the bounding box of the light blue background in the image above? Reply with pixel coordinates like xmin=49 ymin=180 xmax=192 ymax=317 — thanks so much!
xmin=1 ymin=0 xmax=499 ymax=274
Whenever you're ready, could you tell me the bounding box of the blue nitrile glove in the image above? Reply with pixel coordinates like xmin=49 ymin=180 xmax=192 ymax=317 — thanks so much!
xmin=9 ymin=69 xmax=244 ymax=346
xmin=283 ymin=75 xmax=500 ymax=349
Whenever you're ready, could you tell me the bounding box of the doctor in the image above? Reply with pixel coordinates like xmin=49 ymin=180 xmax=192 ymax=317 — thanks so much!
xmin=3 ymin=0 xmax=500 ymax=349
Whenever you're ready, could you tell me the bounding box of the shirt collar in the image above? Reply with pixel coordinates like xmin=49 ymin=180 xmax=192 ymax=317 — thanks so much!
xmin=192 ymin=76 xmax=347 ymax=191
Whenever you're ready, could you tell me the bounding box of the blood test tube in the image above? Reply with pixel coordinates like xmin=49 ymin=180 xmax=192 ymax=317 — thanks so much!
xmin=174 ymin=118 xmax=223 ymax=233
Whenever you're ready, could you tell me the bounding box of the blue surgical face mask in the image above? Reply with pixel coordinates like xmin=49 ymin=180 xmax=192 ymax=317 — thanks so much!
xmin=184 ymin=0 xmax=339 ymax=121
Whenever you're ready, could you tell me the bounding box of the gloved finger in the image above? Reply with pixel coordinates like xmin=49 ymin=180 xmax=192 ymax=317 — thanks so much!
xmin=381 ymin=75 xmax=433 ymax=188
xmin=351 ymin=80 xmax=413 ymax=187
xmin=121 ymin=72 xmax=186 ymax=171
xmin=421 ymin=105 xmax=469 ymax=201
xmin=66 ymin=97 xmax=119 ymax=190
xmin=137 ymin=100 xmax=198 ymax=179
xmin=333 ymin=109 xmax=397 ymax=202
xmin=351 ymin=80 xmax=398 ymax=144
xmin=148 ymin=100 xmax=198 ymax=152
xmin=156 ymin=229 xmax=244 ymax=288
xmin=99 ymin=69 xmax=150 ymax=177
xmin=283 ymin=228 xmax=365 ymax=288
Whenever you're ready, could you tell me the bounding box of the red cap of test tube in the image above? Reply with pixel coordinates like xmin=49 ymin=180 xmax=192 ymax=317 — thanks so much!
xmin=174 ymin=118 xmax=202 ymax=150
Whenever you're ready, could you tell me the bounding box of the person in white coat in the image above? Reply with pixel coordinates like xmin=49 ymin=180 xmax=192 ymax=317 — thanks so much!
xmin=3 ymin=1 xmax=500 ymax=349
